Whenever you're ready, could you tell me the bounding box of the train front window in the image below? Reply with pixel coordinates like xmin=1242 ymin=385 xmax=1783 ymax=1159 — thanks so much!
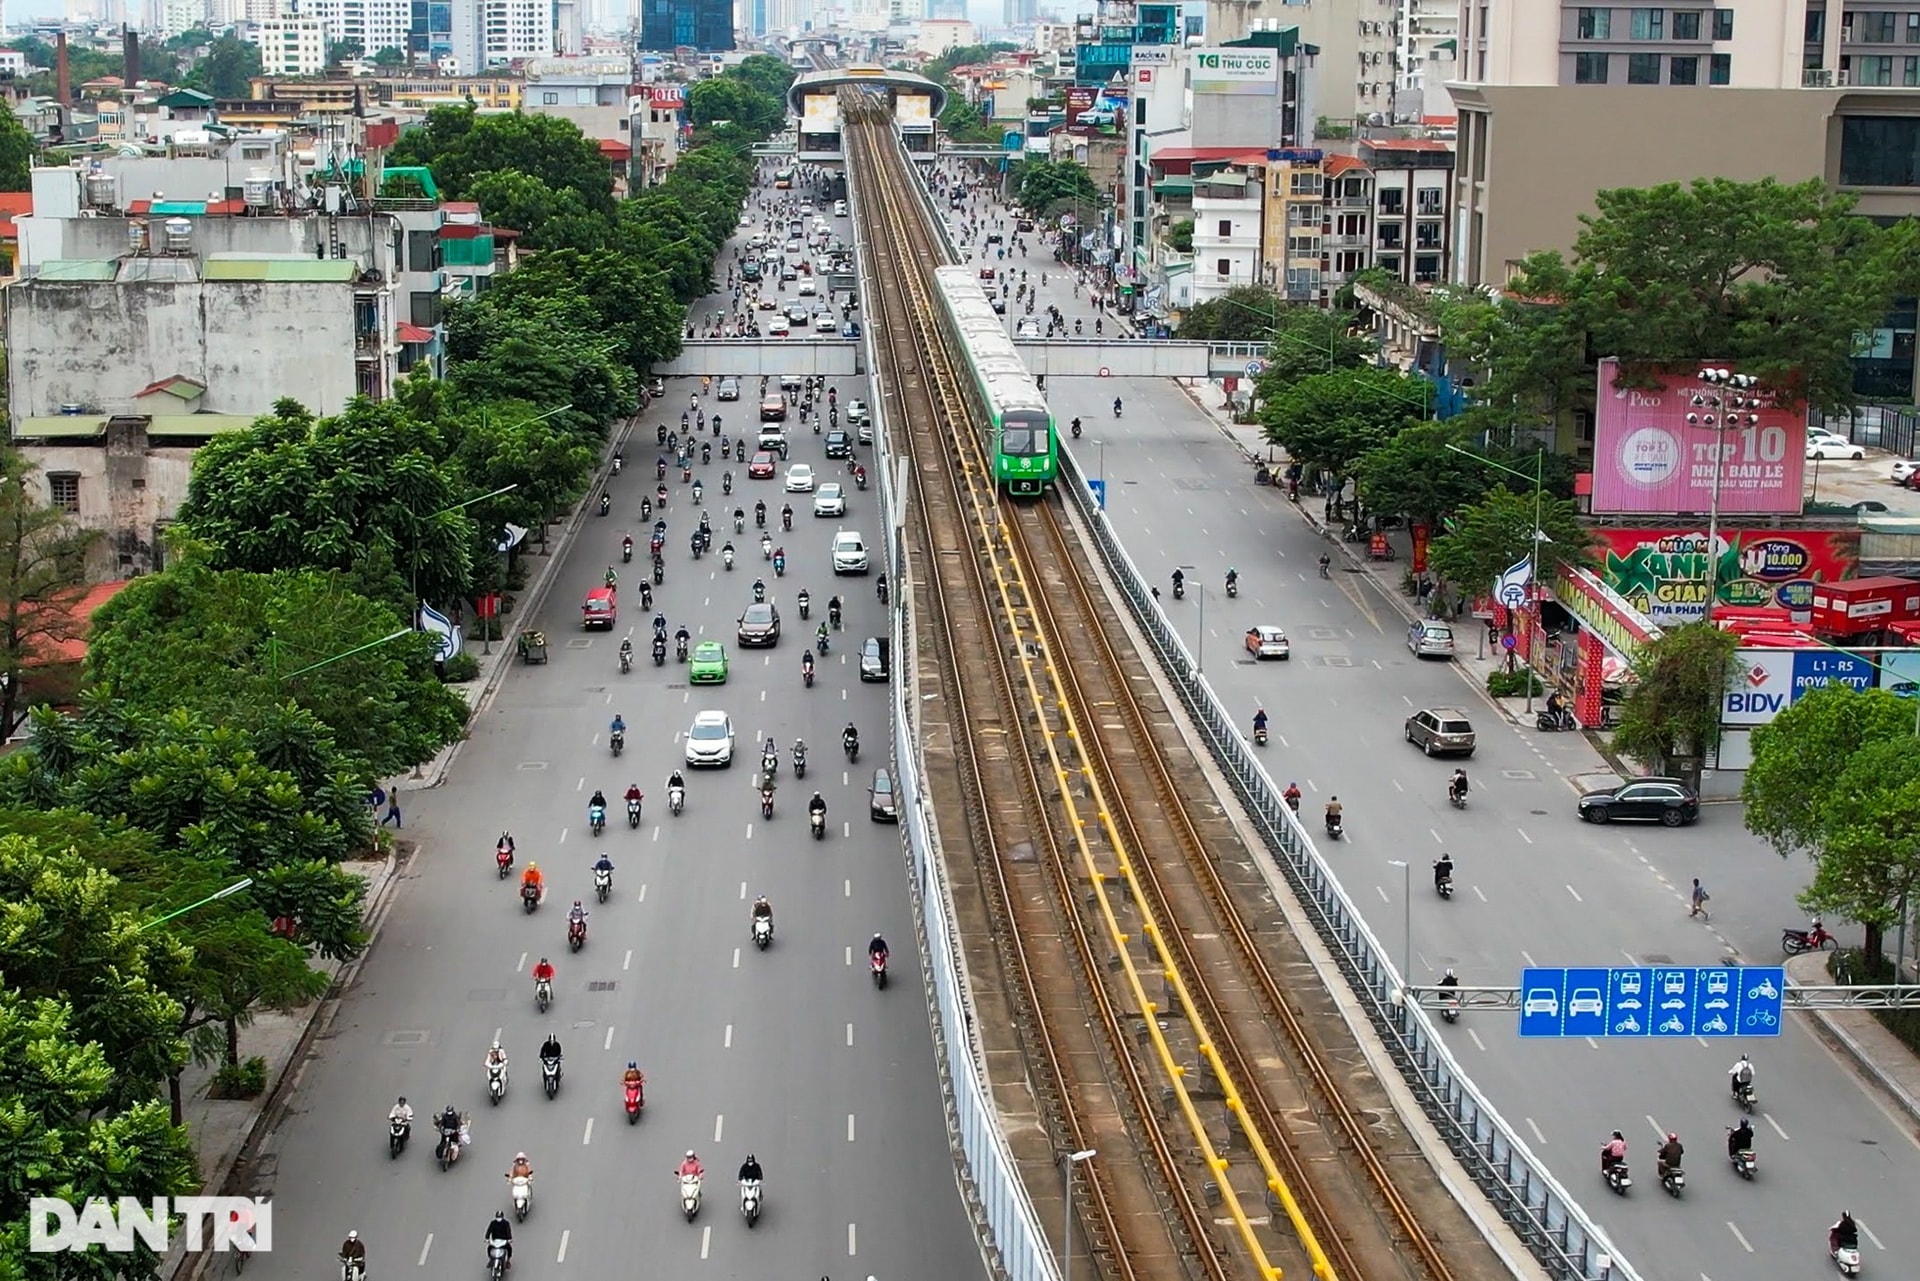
xmin=1001 ymin=428 xmax=1033 ymax=456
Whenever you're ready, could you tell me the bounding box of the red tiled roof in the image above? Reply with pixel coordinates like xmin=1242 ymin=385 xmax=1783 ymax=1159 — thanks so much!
xmin=0 ymin=190 xmax=30 ymax=240
xmin=134 ymin=375 xmax=206 ymax=398
xmin=37 ymin=581 xmax=130 ymax=666
xmin=597 ymin=139 xmax=633 ymax=160
xmin=442 ymin=201 xmax=480 ymax=214
xmin=396 ymin=322 xmax=434 ymax=344
xmin=1323 ymin=154 xmax=1369 ymax=176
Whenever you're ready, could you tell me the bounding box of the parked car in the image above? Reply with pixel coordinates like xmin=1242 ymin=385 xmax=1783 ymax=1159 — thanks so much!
xmin=1577 ymin=777 xmax=1700 ymax=826
xmin=1408 ymin=620 xmax=1456 ymax=659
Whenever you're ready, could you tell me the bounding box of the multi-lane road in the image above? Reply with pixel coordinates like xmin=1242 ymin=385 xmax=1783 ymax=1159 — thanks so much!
xmin=251 ymin=187 xmax=981 ymax=1281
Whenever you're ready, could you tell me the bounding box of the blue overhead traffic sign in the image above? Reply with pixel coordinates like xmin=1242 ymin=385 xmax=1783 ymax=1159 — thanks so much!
xmin=1519 ymin=966 xmax=1783 ymax=1038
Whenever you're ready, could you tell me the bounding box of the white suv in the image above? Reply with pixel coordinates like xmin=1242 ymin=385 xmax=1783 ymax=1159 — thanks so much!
xmin=831 ymin=531 xmax=870 ymax=575
xmin=684 ymin=711 xmax=735 ymax=767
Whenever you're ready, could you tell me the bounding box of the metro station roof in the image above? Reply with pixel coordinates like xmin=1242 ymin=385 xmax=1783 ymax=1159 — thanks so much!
xmin=787 ymin=67 xmax=947 ymax=118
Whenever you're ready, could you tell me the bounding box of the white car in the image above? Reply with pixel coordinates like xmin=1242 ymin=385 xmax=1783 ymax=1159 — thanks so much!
xmin=785 ymin=463 xmax=817 ymax=493
xmin=798 ymin=279 xmax=817 ymax=296
xmin=814 ymin=313 xmax=837 ymax=333
xmin=1807 ymin=435 xmax=1865 ymax=460
xmin=813 ymin=482 xmax=846 ymax=516
xmin=799 ymin=203 xmax=814 ymax=216
xmin=684 ymin=711 xmax=735 ymax=767
xmin=767 ymin=316 xmax=790 ymax=336
xmin=1243 ymin=625 xmax=1290 ymax=660
xmin=831 ymin=530 xmax=870 ymax=575
xmin=1891 ymin=459 xmax=1920 ymax=484
xmin=846 ymin=400 xmax=871 ymax=427
xmin=1015 ymin=318 xmax=1041 ymax=339
xmin=834 ymin=200 xmax=848 ymax=216
xmin=784 ymin=239 xmax=801 ymax=253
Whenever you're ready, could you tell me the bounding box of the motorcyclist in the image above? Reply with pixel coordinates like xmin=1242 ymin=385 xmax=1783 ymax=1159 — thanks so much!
xmin=801 ymin=650 xmax=815 ymax=681
xmin=1831 ymin=1212 xmax=1859 ymax=1253
xmin=1225 ymin=567 xmax=1238 ymax=591
xmin=1433 ymin=854 xmax=1454 ymax=892
xmin=1726 ymin=1118 xmax=1754 ymax=1158
xmin=1318 ymin=552 xmax=1332 ymax=578
xmin=817 ymin=620 xmax=831 ymax=650
xmin=781 ymin=503 xmax=793 ymax=528
xmin=389 ymin=1096 xmax=414 ymax=1136
xmin=484 ymin=1211 xmax=513 ymax=1264
xmin=679 ymin=1150 xmax=705 ymax=1180
xmin=1113 ymin=396 xmax=1122 ymax=416
xmin=609 ymin=714 xmax=626 ymax=740
xmin=868 ymin=932 xmax=889 ymax=964
xmin=532 ymin=956 xmax=555 ymax=990
xmin=843 ymin=722 xmax=859 ymax=755
xmin=1449 ymin=768 xmax=1468 ymax=803
xmin=738 ymin=1153 xmax=764 ymax=1183
xmin=568 ymin=900 xmax=588 ymax=934
xmin=539 ymin=1034 xmax=562 ymax=1068
xmin=589 ymin=789 xmax=608 ymax=815
xmin=438 ymin=1103 xmax=461 ymax=1142
xmin=592 ymin=850 xmax=614 ymax=875
xmin=624 ymin=783 xmax=643 ymax=808
xmin=1438 ymin=968 xmax=1459 ymax=995
xmin=339 ymin=1231 xmax=367 ymax=1278
xmin=755 ymin=499 xmax=767 ymax=527
xmin=623 ymin=1060 xmax=645 ymax=1092
xmin=753 ymin=896 xmax=773 ymax=927
xmin=1728 ymin=1054 xmax=1755 ymax=1099
xmin=668 ymin=768 xmax=686 ymax=794
xmin=809 ymin=791 xmax=828 ymax=823
xmin=604 ymin=565 xmax=617 ymax=589
xmin=496 ymin=831 xmax=515 ymax=858
xmin=509 ymin=1151 xmax=534 ymax=1181
xmin=1324 ymin=796 xmax=1343 ymax=827
xmin=675 ymin=624 xmax=691 ymax=653
xmin=1170 ymin=567 xmax=1184 ymax=594
xmin=1252 ymin=708 xmax=1268 ymax=737
xmin=486 ymin=1039 xmax=508 ymax=1074
xmin=619 ymin=636 xmax=633 ymax=663
xmin=521 ymin=862 xmax=544 ymax=899
xmin=1656 ymin=1132 xmax=1683 ymax=1179
xmin=1282 ymin=781 xmax=1302 ymax=812
xmin=1600 ymin=1130 xmax=1627 ymax=1173
xmin=828 ymin=595 xmax=843 ymax=627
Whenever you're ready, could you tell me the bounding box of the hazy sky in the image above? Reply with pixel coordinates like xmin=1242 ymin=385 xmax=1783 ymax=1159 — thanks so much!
xmin=6 ymin=0 xmax=1023 ymax=31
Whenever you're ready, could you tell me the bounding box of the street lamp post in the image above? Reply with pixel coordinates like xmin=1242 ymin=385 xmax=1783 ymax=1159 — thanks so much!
xmin=1694 ymin=368 xmax=1760 ymax=628
xmin=1176 ymin=564 xmax=1204 ymax=674
xmin=411 ymin=482 xmax=523 ymax=626
xmin=1060 ymin=1148 xmax=1096 ymax=1281
xmin=1444 ymin=444 xmax=1547 ymax=714
xmin=1387 ymin=860 xmax=1411 ymax=996
xmin=139 ymin=877 xmax=255 ymax=932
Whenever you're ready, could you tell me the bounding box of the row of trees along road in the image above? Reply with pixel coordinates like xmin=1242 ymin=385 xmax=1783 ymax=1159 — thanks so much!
xmin=0 ymin=71 xmax=784 ymax=1277
xmin=1226 ymin=179 xmax=1920 ymax=960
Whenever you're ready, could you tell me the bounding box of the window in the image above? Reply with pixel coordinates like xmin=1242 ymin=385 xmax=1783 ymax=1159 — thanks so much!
xmin=1807 ymin=9 xmax=1826 ymax=41
xmin=1375 ymin=254 xmax=1401 ymax=276
xmin=1629 ymin=8 xmax=1663 ymax=39
xmin=1910 ymin=13 xmax=1920 ymax=42
xmin=47 ymin=473 xmax=78 ymax=515
xmin=1670 ymin=55 xmax=1699 ymax=83
xmin=1217 ymin=218 xmax=1232 ymax=235
xmin=1628 ymin=52 xmax=1662 ymax=82
xmin=1416 ymin=186 xmax=1444 ymax=214
xmin=1575 ymin=51 xmax=1610 ymax=82
xmin=1906 ymin=55 xmax=1920 ymax=85
xmin=1415 ymin=254 xmax=1441 ymax=283
xmin=540 ymin=91 xmax=558 ymax=104
xmin=1673 ymin=9 xmax=1701 ymax=39
xmin=1378 ymin=223 xmax=1403 ymax=249
xmin=1576 ymin=7 xmax=1610 ymax=39
xmin=1415 ymin=222 xmax=1443 ymax=249
xmin=1855 ymin=54 xmax=1896 ymax=84
xmin=1710 ymin=52 xmax=1731 ymax=82
xmin=1286 ymin=233 xmax=1321 ymax=255
xmin=1713 ymin=7 xmax=1733 ymax=39
xmin=1378 ymin=188 xmax=1405 ymax=214
xmin=1860 ymin=11 xmax=1897 ymax=42
xmin=1840 ymin=116 xmax=1920 ymax=185
xmin=1215 ymin=258 xmax=1232 ymax=277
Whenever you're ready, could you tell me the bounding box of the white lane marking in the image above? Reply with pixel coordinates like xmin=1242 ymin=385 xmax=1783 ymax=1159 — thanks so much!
xmin=1861 ymin=1221 xmax=1885 ymax=1250
xmin=494 ymin=1027 xmax=503 ymax=1044
xmin=1391 ymin=779 xmax=1403 ymax=792
xmin=652 ymin=827 xmax=660 ymax=842
xmin=724 ymin=1024 xmax=733 ymax=1048
xmin=845 ymin=879 xmax=852 ymax=897
xmin=1374 ymin=885 xmax=1390 ymax=903
xmin=848 ymin=1113 xmax=856 ymax=1142
xmin=714 ymin=1113 xmax=724 ymax=1142
xmin=583 ymin=1118 xmax=594 ymax=1145
xmin=1765 ymin=1114 xmax=1790 ymax=1141
xmin=517 ymin=952 xmax=528 ymax=972
xmin=1430 ymin=828 xmax=1443 ymax=844
xmin=700 ymin=1226 xmax=711 ymax=1260
xmin=603 ymin=1026 xmax=614 ymax=1051
xmin=739 ymin=882 xmax=748 ymax=899
xmin=1524 ymin=1117 xmax=1546 ymax=1145
xmin=638 ymin=884 xmax=647 ymax=902
xmin=1566 ymin=884 xmax=1583 ymax=903
xmin=558 ymin=828 xmax=568 ymax=845
xmin=847 ymin=1022 xmax=854 ymax=1047
xmin=1473 ymin=886 xmax=1488 ymax=902
xmin=1726 ymin=1222 xmax=1754 ymax=1253
xmin=1467 ymin=1029 xmax=1486 ymax=1052
xmin=733 ymin=947 xmax=741 ymax=969
xmin=417 ymin=1235 xmax=433 ymax=1267
xmin=848 ymin=1223 xmax=856 ymax=1256
xmin=746 ymin=822 xmax=755 ymax=839
xmin=578 ymin=776 xmax=586 ymax=790
xmin=556 ymin=1230 xmax=569 ymax=1263
xmin=622 ymin=950 xmax=632 ymax=971
xmin=1517 ymin=828 xmax=1533 ymax=845
xmin=845 ymin=946 xmax=853 ymax=966
xmin=1521 ymin=950 xmax=1538 ymax=967
xmin=1644 ymin=1115 xmax=1665 ymax=1140
xmin=843 ymin=821 xmax=850 ymax=837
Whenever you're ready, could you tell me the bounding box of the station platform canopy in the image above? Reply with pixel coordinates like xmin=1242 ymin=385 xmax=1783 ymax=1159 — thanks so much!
xmin=787 ymin=67 xmax=947 ymax=118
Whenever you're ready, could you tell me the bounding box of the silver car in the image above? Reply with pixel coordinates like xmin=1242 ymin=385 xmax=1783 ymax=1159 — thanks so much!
xmin=1408 ymin=621 xmax=1455 ymax=659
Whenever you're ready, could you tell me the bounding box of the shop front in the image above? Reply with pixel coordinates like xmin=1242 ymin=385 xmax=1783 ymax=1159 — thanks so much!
xmin=1548 ymin=568 xmax=1663 ymax=730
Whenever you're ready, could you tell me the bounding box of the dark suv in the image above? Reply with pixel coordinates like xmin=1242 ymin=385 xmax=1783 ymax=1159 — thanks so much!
xmin=736 ymin=601 xmax=782 ymax=647
xmin=1577 ymin=777 xmax=1700 ymax=826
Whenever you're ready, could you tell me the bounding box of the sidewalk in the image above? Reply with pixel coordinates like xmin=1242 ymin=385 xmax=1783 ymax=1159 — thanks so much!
xmin=165 ymin=436 xmax=619 ymax=1280
xmin=1786 ymin=952 xmax=1920 ymax=1127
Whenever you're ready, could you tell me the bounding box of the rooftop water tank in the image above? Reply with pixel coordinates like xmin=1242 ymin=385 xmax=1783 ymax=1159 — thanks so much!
xmin=126 ymin=220 xmax=148 ymax=254
xmin=83 ymin=171 xmax=117 ymax=209
xmin=162 ymin=217 xmax=193 ymax=253
xmin=242 ymin=170 xmax=274 ymax=208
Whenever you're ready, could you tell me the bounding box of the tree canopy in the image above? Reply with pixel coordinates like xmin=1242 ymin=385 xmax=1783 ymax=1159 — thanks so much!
xmin=388 ymin=108 xmax=616 ymax=215
xmin=1258 ymin=366 xmax=1431 ymax=479
xmin=1425 ymin=485 xmax=1597 ymax=597
xmin=1012 ymin=160 xmax=1100 ymax=217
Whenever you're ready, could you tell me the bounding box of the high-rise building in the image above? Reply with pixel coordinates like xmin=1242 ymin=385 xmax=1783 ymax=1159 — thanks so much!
xmin=297 ymin=0 xmax=414 ymax=58
xmin=637 ymin=0 xmax=732 ymax=50
xmin=252 ymin=15 xmax=328 ymax=72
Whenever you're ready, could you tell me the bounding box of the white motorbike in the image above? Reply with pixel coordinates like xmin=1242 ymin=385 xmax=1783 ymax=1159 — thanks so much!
xmin=739 ymin=1179 xmax=762 ymax=1227
xmin=679 ymin=1172 xmax=703 ymax=1221
xmin=541 ymin=1057 xmax=562 ymax=1099
xmin=1832 ymin=1238 xmax=1862 ymax=1276
xmin=535 ymin=977 xmax=552 ymax=1012
xmin=340 ymin=1256 xmax=365 ymax=1281
xmin=669 ymin=786 xmax=685 ymax=816
xmin=510 ymin=1174 xmax=533 ymax=1221
xmin=487 ymin=1063 xmax=508 ymax=1105
xmin=753 ymin=915 xmax=772 ymax=950
xmin=595 ymin=867 xmax=613 ymax=903
xmin=485 ymin=1239 xmax=510 ymax=1281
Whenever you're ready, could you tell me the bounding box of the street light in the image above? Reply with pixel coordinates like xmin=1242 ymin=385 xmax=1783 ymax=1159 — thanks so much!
xmin=1060 ymin=1147 xmax=1096 ymax=1281
xmin=1175 ymin=564 xmax=1204 ymax=674
xmin=1444 ymin=443 xmax=1547 ymax=714
xmin=411 ymin=482 xmax=523 ymax=618
xmin=1386 ymin=860 xmax=1411 ymax=997
xmin=1694 ymin=368 xmax=1761 ymax=628
xmin=139 ymin=877 xmax=254 ymax=932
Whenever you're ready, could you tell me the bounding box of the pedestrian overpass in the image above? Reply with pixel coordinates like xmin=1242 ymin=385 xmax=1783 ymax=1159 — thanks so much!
xmin=652 ymin=339 xmax=1269 ymax=381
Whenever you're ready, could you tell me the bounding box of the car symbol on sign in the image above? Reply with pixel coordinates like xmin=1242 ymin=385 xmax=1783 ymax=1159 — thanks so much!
xmin=1661 ymin=997 xmax=1687 ymax=1010
xmin=1702 ymin=997 xmax=1730 ymax=1010
xmin=1569 ymin=988 xmax=1604 ymax=1016
xmin=1523 ymin=989 xmax=1559 ymax=1017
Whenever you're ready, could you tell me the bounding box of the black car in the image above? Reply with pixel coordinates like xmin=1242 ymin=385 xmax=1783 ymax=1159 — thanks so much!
xmin=736 ymin=601 xmax=782 ymax=647
xmin=859 ymin=636 xmax=890 ymax=683
xmin=824 ymin=430 xmax=853 ymax=459
xmin=1577 ymin=777 xmax=1700 ymax=827
xmin=868 ymin=767 xmax=899 ymax=823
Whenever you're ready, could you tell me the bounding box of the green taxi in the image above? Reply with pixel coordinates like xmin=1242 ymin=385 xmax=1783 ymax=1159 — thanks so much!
xmin=688 ymin=640 xmax=730 ymax=685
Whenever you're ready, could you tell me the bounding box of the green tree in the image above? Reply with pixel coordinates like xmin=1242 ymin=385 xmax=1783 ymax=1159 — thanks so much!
xmin=1242 ymin=307 xmax=1376 ymax=391
xmin=0 ymin=461 xmax=103 ymax=736
xmin=1510 ymin=177 xmax=1901 ymax=414
xmin=372 ymin=45 xmax=408 ymax=67
xmin=1744 ymin=687 xmax=1920 ymax=966
xmin=486 ymin=248 xmax=683 ymax=370
xmin=389 ymin=107 xmax=615 ymax=214
xmin=447 ymin=297 xmax=638 ymax=433
xmin=327 ymin=38 xmax=365 ymax=65
xmin=443 ymin=398 xmax=597 ymax=535
xmin=1165 ymin=218 xmax=1194 ymax=255
xmin=176 ymin=398 xmax=476 ymax=612
xmin=182 ymin=33 xmax=263 ymax=98
xmin=1350 ymin=421 xmax=1495 ymax=529
xmin=468 ymin=170 xmax=611 ymax=251
xmin=937 ymin=95 xmax=998 ymax=144
xmin=1259 ymin=366 xmax=1429 ymax=481
xmin=1012 ymin=159 xmax=1099 ymax=217
xmin=688 ymin=77 xmax=784 ymax=135
xmin=0 ymin=109 xmax=33 ymax=192
xmin=1610 ymin=622 xmax=1740 ymax=773
xmin=728 ymin=54 xmax=797 ymax=101
xmin=1426 ymin=485 xmax=1597 ymax=597
xmin=85 ymin=559 xmax=467 ymax=776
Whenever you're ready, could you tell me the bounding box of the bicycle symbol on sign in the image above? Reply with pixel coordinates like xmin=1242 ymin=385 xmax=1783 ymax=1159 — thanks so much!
xmin=1745 ymin=1009 xmax=1779 ymax=1028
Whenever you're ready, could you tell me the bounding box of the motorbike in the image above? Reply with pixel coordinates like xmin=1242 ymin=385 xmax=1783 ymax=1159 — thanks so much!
xmin=619 ymin=649 xmax=632 ymax=675
xmin=568 ymin=918 xmax=587 ymax=952
xmin=656 ymin=424 xmax=667 ymax=446
xmin=622 ymin=542 xmax=633 ymax=564
xmin=539 ymin=1060 xmax=562 ymax=1100
xmin=640 ymin=582 xmax=653 ymax=611
xmin=844 ymin=734 xmax=859 ymax=763
xmin=1783 ymin=922 xmax=1836 ymax=955
xmin=740 ymin=1179 xmax=762 ymax=1228
xmin=799 ymin=593 xmax=812 ymax=620
xmin=692 ymin=482 xmax=704 ymax=504
xmin=803 ymin=663 xmax=814 ymax=688
xmin=1658 ymin=1162 xmax=1684 ymax=1198
xmin=669 ymin=785 xmax=685 ymax=816
xmin=794 ymin=746 xmax=808 ymax=778
xmin=1449 ymin=783 xmax=1467 ymax=810
xmin=436 ymin=1126 xmax=463 ymax=1171
xmin=1172 ymin=579 xmax=1185 ymax=600
xmin=612 ymin=456 xmax=623 ymax=476
xmin=816 ymin=633 xmax=830 ymax=656
xmin=870 ymin=952 xmax=888 ymax=989
xmin=534 ymin=976 xmax=552 ymax=1012
xmin=1071 ymin=420 xmax=1081 ymax=438
xmin=761 ymin=748 xmax=778 ymax=780
xmin=522 ymin=883 xmax=541 ymax=914
xmin=810 ymin=808 xmax=826 ymax=841
xmin=589 ymin=804 xmax=607 ymax=837
xmin=878 ymin=576 xmax=889 ymax=605
xmin=496 ymin=843 xmax=514 ymax=878
xmin=595 ymin=867 xmax=613 ymax=903
xmin=855 ymin=470 xmax=868 ymax=491
xmin=1600 ymin=1154 xmax=1631 ymax=1195
xmin=624 ymin=1079 xmax=644 ymax=1123
xmin=510 ymin=1174 xmax=532 ymax=1221
xmin=487 ymin=1063 xmax=507 ymax=1106
xmin=1733 ymin=1079 xmax=1757 ymax=1113
xmin=1440 ymin=995 xmax=1460 ymax=1025
xmin=598 ymin=494 xmax=610 ymax=517
xmin=1225 ymin=580 xmax=1237 ymax=598
xmin=388 ymin=1116 xmax=409 ymax=1158
xmin=1253 ymin=725 xmax=1268 ymax=747
xmin=641 ymin=497 xmax=653 ymax=520
xmin=652 ymin=641 xmax=667 ymax=667
xmin=760 ymin=789 xmax=775 ymax=820
xmin=1324 ymin=813 xmax=1343 ymax=840
xmin=753 ymin=580 xmax=767 ymax=603
xmin=1537 ymin=707 xmax=1577 ymax=732
xmin=627 ymin=798 xmax=642 ymax=829
xmin=761 ymin=535 xmax=774 ymax=560
xmin=774 ymin=554 xmax=786 ymax=577
xmin=829 ymin=602 xmax=842 ymax=631
xmin=680 ymin=1172 xmax=703 ymax=1221
xmin=676 ymin=637 xmax=689 ymax=662
xmin=652 ymin=563 xmax=664 ymax=586
xmin=1831 ymin=1234 xmax=1862 ymax=1276
xmin=753 ymin=915 xmax=772 ymax=950
xmin=1727 ymin=1138 xmax=1756 ymax=1180
xmin=723 ymin=547 xmax=735 ymax=570
xmin=1435 ymin=871 xmax=1454 ymax=900
xmin=782 ymin=510 xmax=793 ymax=532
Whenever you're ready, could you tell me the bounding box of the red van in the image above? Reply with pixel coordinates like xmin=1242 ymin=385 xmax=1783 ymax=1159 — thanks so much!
xmin=582 ymin=586 xmax=616 ymax=629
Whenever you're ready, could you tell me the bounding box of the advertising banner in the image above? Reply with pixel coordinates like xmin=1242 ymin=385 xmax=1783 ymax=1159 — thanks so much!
xmin=1192 ymin=47 xmax=1278 ymax=95
xmin=1131 ymin=46 xmax=1173 ymax=66
xmin=1590 ymin=359 xmax=1807 ymax=516
xmin=1064 ymin=86 xmax=1095 ymax=124
xmin=801 ymin=94 xmax=837 ymax=130
xmin=1722 ymin=647 xmax=1876 ymax=725
xmin=1596 ymin=527 xmax=1859 ymax=627
xmin=895 ymin=94 xmax=933 ymax=129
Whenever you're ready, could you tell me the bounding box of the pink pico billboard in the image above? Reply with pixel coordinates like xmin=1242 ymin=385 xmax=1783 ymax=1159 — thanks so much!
xmin=1590 ymin=359 xmax=1806 ymax=516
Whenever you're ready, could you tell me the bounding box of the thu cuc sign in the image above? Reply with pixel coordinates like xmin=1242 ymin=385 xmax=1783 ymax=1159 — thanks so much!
xmin=31 ymin=1197 xmax=271 ymax=1254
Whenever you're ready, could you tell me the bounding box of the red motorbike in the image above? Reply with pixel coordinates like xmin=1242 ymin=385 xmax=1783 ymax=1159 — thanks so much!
xmin=495 ymin=844 xmax=513 ymax=878
xmin=870 ymin=952 xmax=888 ymax=990
xmin=1782 ymin=920 xmax=1836 ymax=955
xmin=623 ymin=1078 xmax=645 ymax=1124
xmin=567 ymin=918 xmax=587 ymax=953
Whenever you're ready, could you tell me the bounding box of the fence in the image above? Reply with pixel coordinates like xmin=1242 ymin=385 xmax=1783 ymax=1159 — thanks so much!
xmin=1054 ymin=442 xmax=1642 ymax=1281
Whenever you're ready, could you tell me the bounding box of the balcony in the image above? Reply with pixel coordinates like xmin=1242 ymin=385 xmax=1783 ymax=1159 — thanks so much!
xmin=1335 ymin=194 xmax=1373 ymax=208
xmin=1328 ymin=233 xmax=1370 ymax=248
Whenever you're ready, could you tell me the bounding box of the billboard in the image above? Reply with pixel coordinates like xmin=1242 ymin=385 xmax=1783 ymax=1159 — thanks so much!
xmin=1591 ymin=359 xmax=1807 ymax=515
xmin=1192 ymin=47 xmax=1278 ymax=95
xmin=1064 ymin=86 xmax=1095 ymax=123
xmin=801 ymin=94 xmax=837 ymax=130
xmin=895 ymin=94 xmax=932 ymax=129
xmin=1723 ymin=648 xmax=1877 ymax=726
xmin=1130 ymin=45 xmax=1173 ymax=66
xmin=1596 ymin=527 xmax=1859 ymax=627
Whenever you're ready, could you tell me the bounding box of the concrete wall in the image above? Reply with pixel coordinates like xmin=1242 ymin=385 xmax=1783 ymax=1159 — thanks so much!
xmin=6 ymin=279 xmax=358 ymax=418
xmin=16 ymin=211 xmax=397 ymax=275
xmin=19 ymin=426 xmax=197 ymax=579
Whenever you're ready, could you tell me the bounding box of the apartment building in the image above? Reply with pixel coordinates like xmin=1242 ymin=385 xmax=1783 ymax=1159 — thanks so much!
xmin=296 ymin=0 xmax=414 ymax=58
xmin=1362 ymin=136 xmax=1453 ymax=285
xmin=1258 ymin=148 xmax=1330 ymax=303
xmin=1189 ymin=164 xmax=1265 ymax=302
xmin=1206 ymin=1 xmax=1404 ymax=129
xmin=251 ymin=17 xmax=328 ymax=76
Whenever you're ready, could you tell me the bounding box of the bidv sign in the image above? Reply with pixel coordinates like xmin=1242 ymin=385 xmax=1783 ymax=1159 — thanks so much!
xmin=1723 ymin=650 xmax=1875 ymax=726
xmin=31 ymin=1197 xmax=271 ymax=1254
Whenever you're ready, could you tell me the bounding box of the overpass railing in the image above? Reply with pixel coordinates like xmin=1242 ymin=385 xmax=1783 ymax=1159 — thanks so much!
xmin=1053 ymin=440 xmax=1643 ymax=1281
